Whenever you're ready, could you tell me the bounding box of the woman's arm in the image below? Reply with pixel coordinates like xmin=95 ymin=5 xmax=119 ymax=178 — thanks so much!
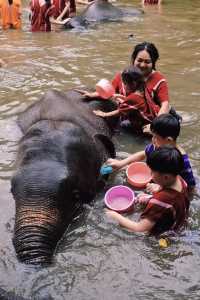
xmin=93 ymin=109 xmax=119 ymax=118
xmin=75 ymin=89 xmax=99 ymax=99
xmin=57 ymin=2 xmax=70 ymax=20
xmin=158 ymin=100 xmax=170 ymax=115
xmin=106 ymin=210 xmax=155 ymax=232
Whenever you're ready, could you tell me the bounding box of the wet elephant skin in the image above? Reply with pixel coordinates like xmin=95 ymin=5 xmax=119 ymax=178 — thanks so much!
xmin=11 ymin=89 xmax=118 ymax=265
xmin=65 ymin=0 xmax=142 ymax=29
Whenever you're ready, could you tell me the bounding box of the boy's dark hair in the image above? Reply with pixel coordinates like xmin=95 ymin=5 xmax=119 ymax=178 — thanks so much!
xmin=131 ymin=42 xmax=159 ymax=70
xmin=121 ymin=66 xmax=144 ymax=91
xmin=146 ymin=145 xmax=184 ymax=176
xmin=150 ymin=113 xmax=180 ymax=140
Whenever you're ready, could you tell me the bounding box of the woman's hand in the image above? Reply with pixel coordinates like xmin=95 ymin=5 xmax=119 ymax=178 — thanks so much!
xmin=75 ymin=89 xmax=98 ymax=98
xmin=93 ymin=110 xmax=106 ymax=117
xmin=146 ymin=183 xmax=161 ymax=194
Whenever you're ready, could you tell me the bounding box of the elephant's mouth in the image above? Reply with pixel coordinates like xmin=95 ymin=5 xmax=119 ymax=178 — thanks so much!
xmin=13 ymin=207 xmax=65 ymax=265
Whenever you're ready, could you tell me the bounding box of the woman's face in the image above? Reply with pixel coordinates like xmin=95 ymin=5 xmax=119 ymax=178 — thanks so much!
xmin=133 ymin=50 xmax=153 ymax=77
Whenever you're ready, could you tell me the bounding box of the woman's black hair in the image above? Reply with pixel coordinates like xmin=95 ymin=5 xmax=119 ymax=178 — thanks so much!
xmin=131 ymin=42 xmax=159 ymax=70
xmin=121 ymin=66 xmax=144 ymax=91
xmin=150 ymin=113 xmax=180 ymax=140
xmin=146 ymin=145 xmax=184 ymax=175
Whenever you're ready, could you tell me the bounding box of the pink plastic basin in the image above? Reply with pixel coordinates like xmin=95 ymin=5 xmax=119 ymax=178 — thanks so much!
xmin=96 ymin=79 xmax=115 ymax=99
xmin=104 ymin=185 xmax=135 ymax=213
xmin=126 ymin=162 xmax=152 ymax=189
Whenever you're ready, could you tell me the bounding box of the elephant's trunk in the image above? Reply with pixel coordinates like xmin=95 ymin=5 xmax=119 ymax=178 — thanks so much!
xmin=13 ymin=206 xmax=64 ymax=265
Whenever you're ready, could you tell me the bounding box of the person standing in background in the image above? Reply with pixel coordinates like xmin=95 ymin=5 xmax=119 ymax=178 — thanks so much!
xmin=50 ymin=0 xmax=76 ymax=27
xmin=0 ymin=0 xmax=21 ymax=29
xmin=30 ymin=0 xmax=53 ymax=31
xmin=142 ymin=0 xmax=162 ymax=5
xmin=30 ymin=0 xmax=76 ymax=31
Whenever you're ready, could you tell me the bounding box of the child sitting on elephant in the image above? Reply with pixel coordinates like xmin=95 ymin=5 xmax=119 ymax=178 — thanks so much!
xmin=92 ymin=66 xmax=160 ymax=133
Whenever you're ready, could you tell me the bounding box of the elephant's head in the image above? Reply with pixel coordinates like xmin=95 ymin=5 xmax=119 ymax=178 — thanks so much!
xmin=11 ymin=129 xmax=114 ymax=264
xmin=12 ymin=160 xmax=85 ymax=264
xmin=11 ymin=90 xmax=117 ymax=265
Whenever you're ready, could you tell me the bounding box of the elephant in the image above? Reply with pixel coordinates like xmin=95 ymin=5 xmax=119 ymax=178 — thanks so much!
xmin=11 ymin=89 xmax=118 ymax=265
xmin=0 ymin=287 xmax=26 ymax=300
xmin=64 ymin=0 xmax=143 ymax=29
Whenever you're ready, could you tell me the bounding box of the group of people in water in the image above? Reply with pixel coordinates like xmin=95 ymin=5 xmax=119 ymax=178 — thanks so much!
xmin=0 ymin=0 xmax=76 ymax=31
xmin=0 ymin=0 xmax=195 ymax=238
xmin=81 ymin=42 xmax=171 ymax=135
xmin=79 ymin=41 xmax=195 ymax=236
xmin=0 ymin=0 xmax=162 ymax=31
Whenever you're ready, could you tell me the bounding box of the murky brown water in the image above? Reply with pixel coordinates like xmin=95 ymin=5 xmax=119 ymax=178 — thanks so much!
xmin=0 ymin=0 xmax=200 ymax=299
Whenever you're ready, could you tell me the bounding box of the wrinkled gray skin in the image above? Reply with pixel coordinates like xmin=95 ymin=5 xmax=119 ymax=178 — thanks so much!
xmin=11 ymin=89 xmax=118 ymax=265
xmin=65 ymin=0 xmax=142 ymax=29
xmin=0 ymin=287 xmax=26 ymax=300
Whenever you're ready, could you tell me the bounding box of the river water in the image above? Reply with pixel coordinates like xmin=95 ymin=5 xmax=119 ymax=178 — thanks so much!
xmin=0 ymin=0 xmax=200 ymax=299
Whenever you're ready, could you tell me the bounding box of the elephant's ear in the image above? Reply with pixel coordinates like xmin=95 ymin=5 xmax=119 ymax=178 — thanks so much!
xmin=93 ymin=134 xmax=116 ymax=158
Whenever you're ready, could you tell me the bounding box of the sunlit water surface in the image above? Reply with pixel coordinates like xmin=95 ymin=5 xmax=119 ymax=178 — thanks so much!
xmin=0 ymin=0 xmax=200 ymax=299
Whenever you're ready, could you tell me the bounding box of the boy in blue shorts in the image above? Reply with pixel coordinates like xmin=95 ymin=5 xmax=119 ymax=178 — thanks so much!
xmin=106 ymin=113 xmax=196 ymax=191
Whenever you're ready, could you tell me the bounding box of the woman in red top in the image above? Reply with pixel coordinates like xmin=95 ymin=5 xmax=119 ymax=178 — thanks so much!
xmin=50 ymin=0 xmax=76 ymax=27
xmin=30 ymin=0 xmax=76 ymax=31
xmin=79 ymin=42 xmax=180 ymax=133
xmin=131 ymin=42 xmax=169 ymax=132
xmin=130 ymin=42 xmax=182 ymax=132
xmin=53 ymin=0 xmax=75 ymax=19
xmin=30 ymin=0 xmax=54 ymax=31
xmin=142 ymin=0 xmax=162 ymax=4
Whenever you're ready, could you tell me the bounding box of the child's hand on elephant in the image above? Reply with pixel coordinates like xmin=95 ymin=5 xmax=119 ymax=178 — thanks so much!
xmin=105 ymin=158 xmax=126 ymax=170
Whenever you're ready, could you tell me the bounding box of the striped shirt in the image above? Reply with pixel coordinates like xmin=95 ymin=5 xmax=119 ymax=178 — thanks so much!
xmin=145 ymin=143 xmax=196 ymax=187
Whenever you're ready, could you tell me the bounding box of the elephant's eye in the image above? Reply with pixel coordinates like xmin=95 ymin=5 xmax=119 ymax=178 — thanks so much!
xmin=72 ymin=189 xmax=80 ymax=201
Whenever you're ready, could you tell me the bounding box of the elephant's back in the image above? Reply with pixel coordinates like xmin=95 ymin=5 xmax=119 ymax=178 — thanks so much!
xmin=17 ymin=89 xmax=117 ymax=158
xmin=40 ymin=89 xmax=115 ymax=138
xmin=82 ymin=0 xmax=123 ymax=21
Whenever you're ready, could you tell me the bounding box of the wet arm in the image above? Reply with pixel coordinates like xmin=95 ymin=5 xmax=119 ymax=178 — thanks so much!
xmin=75 ymin=89 xmax=99 ymax=99
xmin=93 ymin=109 xmax=119 ymax=118
xmin=158 ymin=100 xmax=170 ymax=115
xmin=106 ymin=150 xmax=146 ymax=170
xmin=106 ymin=210 xmax=155 ymax=232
